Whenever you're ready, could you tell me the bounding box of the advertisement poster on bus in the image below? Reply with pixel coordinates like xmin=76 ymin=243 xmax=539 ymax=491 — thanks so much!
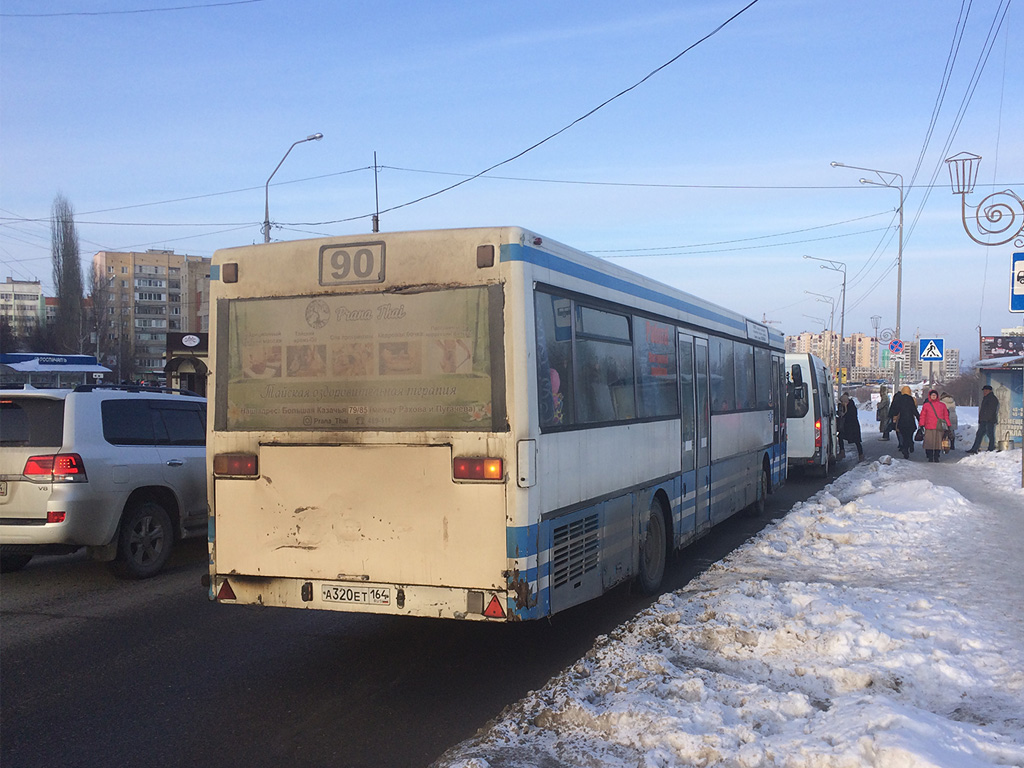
xmin=224 ymin=286 xmax=499 ymax=431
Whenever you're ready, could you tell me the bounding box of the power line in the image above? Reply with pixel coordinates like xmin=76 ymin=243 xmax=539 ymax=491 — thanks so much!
xmin=1 ymin=0 xmax=263 ymax=18
xmin=296 ymin=0 xmax=765 ymax=227
xmin=598 ymin=226 xmax=893 ymax=258
xmin=591 ymin=211 xmax=893 ymax=253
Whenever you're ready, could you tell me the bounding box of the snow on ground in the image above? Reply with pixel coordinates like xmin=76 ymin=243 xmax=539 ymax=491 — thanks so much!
xmin=435 ymin=406 xmax=1024 ymax=768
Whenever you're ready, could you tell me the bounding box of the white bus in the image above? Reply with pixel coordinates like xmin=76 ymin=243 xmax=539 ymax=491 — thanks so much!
xmin=785 ymin=352 xmax=838 ymax=475
xmin=206 ymin=226 xmax=786 ymax=621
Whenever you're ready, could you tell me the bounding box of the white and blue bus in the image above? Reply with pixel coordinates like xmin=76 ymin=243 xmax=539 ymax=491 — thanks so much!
xmin=207 ymin=226 xmax=786 ymax=621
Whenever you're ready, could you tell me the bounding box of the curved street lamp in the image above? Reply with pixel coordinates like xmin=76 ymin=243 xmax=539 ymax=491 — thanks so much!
xmin=805 ymin=290 xmax=837 ymax=369
xmin=944 ymin=151 xmax=1024 ymax=248
xmin=831 ymin=161 xmax=903 ymax=387
xmin=263 ymin=133 xmax=324 ymax=243
xmin=804 ymin=254 xmax=847 ymax=380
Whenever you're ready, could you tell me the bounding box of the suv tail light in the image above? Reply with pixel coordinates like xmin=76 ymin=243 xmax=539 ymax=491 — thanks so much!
xmin=23 ymin=453 xmax=88 ymax=483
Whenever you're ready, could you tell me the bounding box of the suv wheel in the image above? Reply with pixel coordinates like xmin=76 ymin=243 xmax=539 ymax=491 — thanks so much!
xmin=109 ymin=501 xmax=173 ymax=579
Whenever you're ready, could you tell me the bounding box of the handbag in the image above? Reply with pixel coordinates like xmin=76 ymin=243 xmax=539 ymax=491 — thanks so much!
xmin=926 ymin=401 xmax=947 ymax=431
xmin=914 ymin=426 xmax=925 ymax=442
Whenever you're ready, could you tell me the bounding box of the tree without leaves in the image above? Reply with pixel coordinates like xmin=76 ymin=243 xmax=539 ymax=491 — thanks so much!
xmin=88 ymin=260 xmax=110 ymax=364
xmin=51 ymin=193 xmax=84 ymax=353
xmin=0 ymin=315 xmax=19 ymax=353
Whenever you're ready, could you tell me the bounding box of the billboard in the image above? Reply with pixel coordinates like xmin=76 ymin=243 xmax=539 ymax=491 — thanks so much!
xmin=981 ymin=336 xmax=1024 ymax=360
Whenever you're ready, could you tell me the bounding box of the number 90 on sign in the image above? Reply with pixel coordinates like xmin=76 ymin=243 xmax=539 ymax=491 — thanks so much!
xmin=319 ymin=242 xmax=385 ymax=286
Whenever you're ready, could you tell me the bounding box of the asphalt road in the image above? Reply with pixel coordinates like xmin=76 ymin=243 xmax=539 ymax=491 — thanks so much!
xmin=0 ymin=452 xmax=860 ymax=768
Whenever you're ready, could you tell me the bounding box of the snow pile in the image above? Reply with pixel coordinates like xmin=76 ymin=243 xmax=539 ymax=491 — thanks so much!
xmin=435 ymin=450 xmax=1024 ymax=768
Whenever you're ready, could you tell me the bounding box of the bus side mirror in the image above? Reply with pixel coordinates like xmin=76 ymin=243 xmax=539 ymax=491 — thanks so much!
xmin=790 ymin=365 xmax=804 ymax=387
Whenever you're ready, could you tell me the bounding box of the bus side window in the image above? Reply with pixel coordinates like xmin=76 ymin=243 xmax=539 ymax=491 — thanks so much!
xmin=575 ymin=306 xmax=635 ymax=424
xmin=734 ymin=343 xmax=755 ymax=411
xmin=535 ymin=292 xmax=574 ymax=427
xmin=709 ymin=336 xmax=736 ymax=414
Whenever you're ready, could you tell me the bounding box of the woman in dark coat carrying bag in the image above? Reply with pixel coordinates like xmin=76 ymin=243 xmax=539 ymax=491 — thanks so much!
xmin=889 ymin=385 xmax=919 ymax=459
xmin=838 ymin=393 xmax=864 ymax=460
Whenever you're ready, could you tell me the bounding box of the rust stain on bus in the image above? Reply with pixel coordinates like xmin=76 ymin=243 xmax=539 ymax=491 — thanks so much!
xmin=506 ymin=568 xmax=536 ymax=611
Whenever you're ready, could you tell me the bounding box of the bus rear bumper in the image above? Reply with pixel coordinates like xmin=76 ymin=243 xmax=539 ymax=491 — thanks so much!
xmin=210 ymin=573 xmax=512 ymax=621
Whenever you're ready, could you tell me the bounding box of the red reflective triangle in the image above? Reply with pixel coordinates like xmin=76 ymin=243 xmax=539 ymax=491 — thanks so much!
xmin=217 ymin=580 xmax=236 ymax=601
xmin=483 ymin=595 xmax=506 ymax=618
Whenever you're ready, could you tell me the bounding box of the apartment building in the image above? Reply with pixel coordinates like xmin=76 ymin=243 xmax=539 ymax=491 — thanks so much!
xmin=785 ymin=330 xmax=841 ymax=370
xmin=785 ymin=329 xmax=960 ymax=385
xmin=0 ymin=278 xmax=45 ymax=341
xmin=92 ymin=249 xmax=211 ymax=380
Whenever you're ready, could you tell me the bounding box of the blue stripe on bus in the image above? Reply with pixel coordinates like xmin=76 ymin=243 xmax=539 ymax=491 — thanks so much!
xmin=507 ymin=523 xmax=540 ymax=559
xmin=506 ymin=523 xmax=545 ymax=620
xmin=501 ymin=242 xmax=748 ymax=336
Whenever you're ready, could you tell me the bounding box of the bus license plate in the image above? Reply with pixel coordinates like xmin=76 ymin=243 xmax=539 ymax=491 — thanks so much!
xmin=321 ymin=583 xmax=391 ymax=606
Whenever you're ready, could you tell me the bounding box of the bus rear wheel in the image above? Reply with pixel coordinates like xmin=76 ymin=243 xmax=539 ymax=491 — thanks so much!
xmin=637 ymin=498 xmax=668 ymax=595
xmin=747 ymin=464 xmax=769 ymax=517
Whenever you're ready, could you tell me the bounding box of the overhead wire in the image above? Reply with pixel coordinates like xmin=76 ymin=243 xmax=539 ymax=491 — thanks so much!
xmin=288 ymin=0 xmax=764 ymax=228
xmin=0 ymin=1 xmax=264 ymax=18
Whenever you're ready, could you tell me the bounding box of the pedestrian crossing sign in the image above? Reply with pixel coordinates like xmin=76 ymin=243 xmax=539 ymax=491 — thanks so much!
xmin=919 ymin=338 xmax=944 ymax=361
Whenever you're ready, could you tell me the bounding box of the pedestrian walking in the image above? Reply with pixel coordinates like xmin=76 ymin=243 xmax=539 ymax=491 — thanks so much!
xmin=939 ymin=391 xmax=958 ymax=451
xmin=876 ymin=385 xmax=891 ymax=440
xmin=920 ymin=389 xmax=951 ymax=463
xmin=888 ymin=385 xmax=919 ymax=459
xmin=967 ymin=384 xmax=999 ymax=453
xmin=839 ymin=393 xmax=864 ymax=460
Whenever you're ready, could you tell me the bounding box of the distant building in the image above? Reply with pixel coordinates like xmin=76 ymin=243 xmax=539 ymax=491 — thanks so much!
xmin=92 ymin=249 xmax=211 ymax=382
xmin=0 ymin=278 xmax=46 ymax=341
xmin=847 ymin=332 xmax=878 ymax=369
xmin=785 ymin=329 xmax=960 ymax=385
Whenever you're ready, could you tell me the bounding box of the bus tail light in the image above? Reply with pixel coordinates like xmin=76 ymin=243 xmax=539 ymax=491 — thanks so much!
xmin=453 ymin=457 xmax=503 ymax=481
xmin=813 ymin=419 xmax=822 ymax=449
xmin=213 ymin=453 xmax=258 ymax=477
xmin=23 ymin=453 xmax=87 ymax=483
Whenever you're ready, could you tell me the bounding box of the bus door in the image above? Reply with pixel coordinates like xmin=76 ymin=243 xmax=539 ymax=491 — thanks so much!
xmin=692 ymin=336 xmax=712 ymax=534
xmin=771 ymin=353 xmax=786 ymax=485
xmin=677 ymin=334 xmax=697 ymax=543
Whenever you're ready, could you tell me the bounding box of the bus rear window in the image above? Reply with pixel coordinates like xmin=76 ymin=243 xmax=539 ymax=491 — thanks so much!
xmin=220 ymin=285 xmax=504 ymax=432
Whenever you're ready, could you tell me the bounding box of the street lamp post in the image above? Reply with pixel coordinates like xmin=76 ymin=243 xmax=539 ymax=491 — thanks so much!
xmin=263 ymin=133 xmax=324 ymax=244
xmin=831 ymin=162 xmax=903 ymax=386
xmin=803 ymin=255 xmax=847 ymax=381
xmin=945 ymin=151 xmax=1024 ymax=489
xmin=805 ymin=290 xmax=836 ymax=367
xmin=944 ymin=152 xmax=1024 ymax=247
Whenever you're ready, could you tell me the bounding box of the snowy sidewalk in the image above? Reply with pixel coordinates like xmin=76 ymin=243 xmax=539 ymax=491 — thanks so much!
xmin=435 ymin=449 xmax=1024 ymax=768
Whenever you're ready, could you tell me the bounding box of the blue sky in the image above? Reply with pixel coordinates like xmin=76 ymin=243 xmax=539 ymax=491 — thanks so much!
xmin=1 ymin=0 xmax=1021 ymax=361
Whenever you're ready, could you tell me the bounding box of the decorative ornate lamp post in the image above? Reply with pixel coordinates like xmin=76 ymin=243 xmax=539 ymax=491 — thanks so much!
xmin=944 ymin=152 xmax=1024 ymax=247
xmin=945 ymin=151 xmax=1024 ymax=487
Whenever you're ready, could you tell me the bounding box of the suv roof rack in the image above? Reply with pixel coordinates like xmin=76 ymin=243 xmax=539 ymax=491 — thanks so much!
xmin=72 ymin=383 xmax=203 ymax=397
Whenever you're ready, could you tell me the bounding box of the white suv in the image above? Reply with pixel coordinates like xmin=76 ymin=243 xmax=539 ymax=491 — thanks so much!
xmin=0 ymin=385 xmax=207 ymax=578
